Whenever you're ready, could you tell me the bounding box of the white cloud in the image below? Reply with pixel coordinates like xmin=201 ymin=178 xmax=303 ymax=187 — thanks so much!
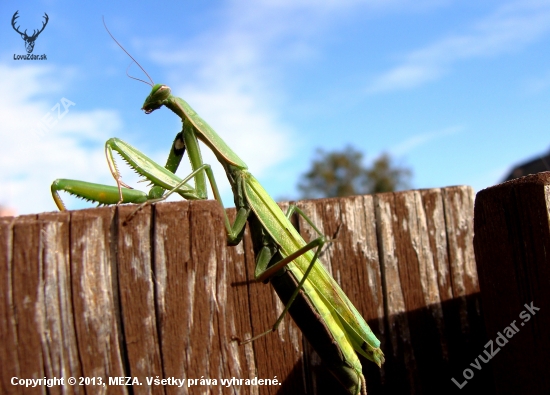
xmin=367 ymin=0 xmax=550 ymax=93
xmin=144 ymin=3 xmax=306 ymax=197
xmin=390 ymin=125 xmax=462 ymax=156
xmin=0 ymin=63 xmax=124 ymax=215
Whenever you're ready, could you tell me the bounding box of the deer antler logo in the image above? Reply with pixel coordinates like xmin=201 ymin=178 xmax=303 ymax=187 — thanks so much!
xmin=11 ymin=11 xmax=49 ymax=54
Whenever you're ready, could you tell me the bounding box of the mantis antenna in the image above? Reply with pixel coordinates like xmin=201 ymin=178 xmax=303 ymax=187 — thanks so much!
xmin=102 ymin=16 xmax=154 ymax=87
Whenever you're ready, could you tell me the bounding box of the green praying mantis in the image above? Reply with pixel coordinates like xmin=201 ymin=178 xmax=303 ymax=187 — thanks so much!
xmin=51 ymin=26 xmax=384 ymax=395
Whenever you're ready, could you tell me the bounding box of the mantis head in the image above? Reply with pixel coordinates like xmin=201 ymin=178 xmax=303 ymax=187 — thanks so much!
xmin=142 ymin=84 xmax=172 ymax=114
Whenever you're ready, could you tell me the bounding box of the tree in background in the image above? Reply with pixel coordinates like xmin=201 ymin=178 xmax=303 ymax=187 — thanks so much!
xmin=365 ymin=152 xmax=412 ymax=194
xmin=297 ymin=146 xmax=412 ymax=199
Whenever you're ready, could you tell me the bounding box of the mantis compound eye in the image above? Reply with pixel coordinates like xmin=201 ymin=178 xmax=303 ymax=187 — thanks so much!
xmin=141 ymin=84 xmax=171 ymax=113
xmin=153 ymin=84 xmax=171 ymax=100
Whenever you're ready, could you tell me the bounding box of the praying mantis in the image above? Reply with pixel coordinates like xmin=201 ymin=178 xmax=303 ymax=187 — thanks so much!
xmin=51 ymin=26 xmax=384 ymax=395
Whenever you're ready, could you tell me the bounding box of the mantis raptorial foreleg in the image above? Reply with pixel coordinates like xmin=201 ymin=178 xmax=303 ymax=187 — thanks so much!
xmin=52 ymin=120 xmax=208 ymax=210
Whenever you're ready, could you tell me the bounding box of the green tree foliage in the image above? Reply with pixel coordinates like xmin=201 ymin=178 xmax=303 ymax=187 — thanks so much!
xmin=297 ymin=146 xmax=412 ymax=199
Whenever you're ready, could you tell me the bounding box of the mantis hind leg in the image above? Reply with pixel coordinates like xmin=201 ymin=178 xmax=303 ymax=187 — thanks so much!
xmin=240 ymin=206 xmax=338 ymax=344
xmin=254 ymin=203 xmax=338 ymax=282
xmin=238 ymin=239 xmax=326 ymax=344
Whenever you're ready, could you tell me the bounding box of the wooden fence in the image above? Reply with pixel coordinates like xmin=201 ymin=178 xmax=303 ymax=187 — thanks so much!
xmin=1 ymin=186 xmax=491 ymax=395
xmin=474 ymin=172 xmax=550 ymax=395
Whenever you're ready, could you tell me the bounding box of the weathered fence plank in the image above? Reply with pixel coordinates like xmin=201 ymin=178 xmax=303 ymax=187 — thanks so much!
xmin=154 ymin=200 xmax=195 ymax=395
xmin=374 ymin=188 xmax=491 ymax=394
xmin=0 ymin=216 xmax=21 ymax=395
xmin=38 ymin=211 xmax=81 ymax=395
xmin=70 ymin=207 xmax=126 ymax=395
xmin=1 ymin=186 xmax=487 ymax=394
xmin=12 ymin=215 xmax=47 ymax=395
xmin=474 ymin=172 xmax=550 ymax=394
xmin=117 ymin=204 xmax=164 ymax=395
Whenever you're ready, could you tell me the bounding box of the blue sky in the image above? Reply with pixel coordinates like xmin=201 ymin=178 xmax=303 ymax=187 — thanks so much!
xmin=2 ymin=0 xmax=550 ymax=215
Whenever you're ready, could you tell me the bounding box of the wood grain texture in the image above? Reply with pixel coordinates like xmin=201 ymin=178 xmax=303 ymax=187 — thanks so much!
xmin=37 ymin=211 xmax=82 ymax=395
xmin=0 ymin=187 xmax=486 ymax=394
xmin=0 ymin=216 xmax=21 ymax=395
xmin=374 ymin=187 xmax=490 ymax=394
xmin=70 ymin=207 xmax=127 ymax=395
xmin=116 ymin=204 xmax=163 ymax=395
xmin=12 ymin=214 xmax=46 ymax=395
